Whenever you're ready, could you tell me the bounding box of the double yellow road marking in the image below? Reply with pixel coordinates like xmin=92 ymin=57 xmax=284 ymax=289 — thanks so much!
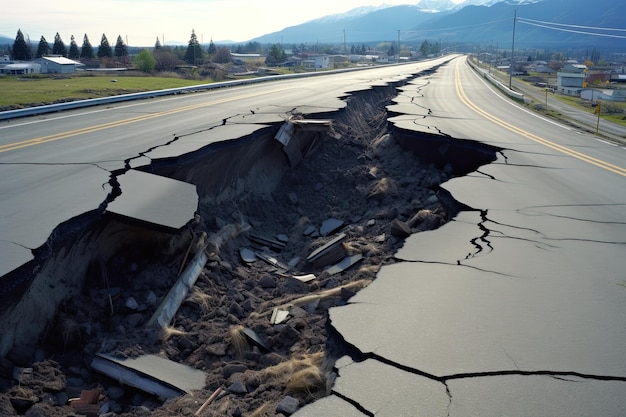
xmin=454 ymin=61 xmax=626 ymax=177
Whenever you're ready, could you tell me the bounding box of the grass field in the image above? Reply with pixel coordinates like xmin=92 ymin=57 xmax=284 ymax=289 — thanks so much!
xmin=0 ymin=74 xmax=208 ymax=109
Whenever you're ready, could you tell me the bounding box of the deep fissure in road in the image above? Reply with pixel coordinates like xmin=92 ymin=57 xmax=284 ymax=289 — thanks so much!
xmin=0 ymin=75 xmax=500 ymax=416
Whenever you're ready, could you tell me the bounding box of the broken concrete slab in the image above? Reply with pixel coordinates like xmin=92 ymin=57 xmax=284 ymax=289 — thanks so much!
xmin=255 ymin=251 xmax=290 ymax=270
xmin=321 ymin=358 xmax=449 ymax=417
xmin=241 ymin=327 xmax=270 ymax=352
xmin=323 ymin=254 xmax=363 ymax=277
xmin=239 ymin=247 xmax=258 ymax=263
xmin=320 ymin=218 xmax=344 ymax=236
xmin=293 ymin=394 xmax=366 ymax=417
xmin=270 ymin=308 xmax=290 ymax=325
xmin=307 ymin=233 xmax=347 ymax=268
xmin=291 ymin=273 xmax=316 ymax=283
xmin=90 ymin=353 xmax=206 ymax=399
xmin=106 ymin=169 xmax=198 ymax=231
xmin=248 ymin=234 xmax=286 ymax=252
xmin=447 ymin=375 xmax=626 ymax=417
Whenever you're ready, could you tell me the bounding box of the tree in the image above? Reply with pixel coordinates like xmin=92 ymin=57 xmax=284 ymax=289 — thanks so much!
xmin=134 ymin=49 xmax=156 ymax=72
xmin=12 ymin=29 xmax=32 ymax=60
xmin=114 ymin=35 xmax=128 ymax=60
xmin=52 ymin=32 xmax=67 ymax=56
xmin=184 ymin=29 xmax=202 ymax=65
xmin=80 ymin=34 xmax=95 ymax=59
xmin=153 ymin=49 xmax=178 ymax=71
xmin=68 ymin=35 xmax=80 ymax=59
xmin=207 ymin=39 xmax=216 ymax=56
xmin=154 ymin=37 xmax=162 ymax=50
xmin=265 ymin=44 xmax=285 ymax=66
xmin=36 ymin=36 xmax=50 ymax=58
xmin=98 ymin=34 xmax=113 ymax=58
xmin=213 ymin=46 xmax=231 ymax=64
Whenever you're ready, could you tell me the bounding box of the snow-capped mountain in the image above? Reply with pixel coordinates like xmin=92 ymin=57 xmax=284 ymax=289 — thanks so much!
xmin=251 ymin=0 xmax=622 ymax=49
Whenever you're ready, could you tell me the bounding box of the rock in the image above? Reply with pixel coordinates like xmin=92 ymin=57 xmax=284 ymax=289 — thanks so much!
xmin=107 ymin=386 xmax=125 ymax=401
xmin=279 ymin=324 xmax=300 ymax=342
xmin=288 ymin=193 xmax=299 ymax=205
xmin=125 ymin=297 xmax=139 ymax=310
xmin=146 ymin=291 xmax=158 ymax=305
xmin=206 ymin=343 xmax=227 ymax=356
xmin=276 ymin=396 xmax=299 ymax=415
xmin=228 ymin=381 xmax=248 ymax=395
xmin=408 ymin=209 xmax=442 ymax=231
xmin=303 ymin=225 xmax=317 ymax=236
xmin=229 ymin=302 xmax=245 ymax=318
xmin=390 ymin=219 xmax=411 ymax=238
xmin=341 ymin=287 xmax=357 ymax=301
xmin=258 ymin=275 xmax=276 ymax=289
xmin=284 ymin=277 xmax=308 ymax=294
xmin=223 ymin=363 xmax=248 ymax=379
xmin=242 ymin=298 xmax=255 ymax=312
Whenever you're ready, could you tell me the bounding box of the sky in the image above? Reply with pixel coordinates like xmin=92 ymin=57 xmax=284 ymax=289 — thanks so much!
xmin=1 ymin=0 xmax=465 ymax=47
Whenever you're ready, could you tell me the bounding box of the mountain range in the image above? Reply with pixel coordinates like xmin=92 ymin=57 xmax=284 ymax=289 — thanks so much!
xmin=251 ymin=0 xmax=624 ymax=50
xmin=1 ymin=0 xmax=623 ymax=51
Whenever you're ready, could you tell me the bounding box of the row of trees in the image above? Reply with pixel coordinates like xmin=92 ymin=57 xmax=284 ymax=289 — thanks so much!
xmin=11 ymin=29 xmax=128 ymax=62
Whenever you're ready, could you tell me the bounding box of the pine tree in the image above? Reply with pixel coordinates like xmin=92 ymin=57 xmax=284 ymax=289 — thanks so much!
xmin=154 ymin=37 xmax=162 ymax=50
xmin=68 ymin=35 xmax=80 ymax=59
xmin=114 ymin=35 xmax=128 ymax=59
xmin=36 ymin=36 xmax=50 ymax=58
xmin=184 ymin=29 xmax=202 ymax=65
xmin=52 ymin=32 xmax=67 ymax=56
xmin=207 ymin=39 xmax=216 ymax=55
xmin=12 ymin=29 xmax=32 ymax=60
xmin=80 ymin=34 xmax=94 ymax=59
xmin=98 ymin=34 xmax=113 ymax=58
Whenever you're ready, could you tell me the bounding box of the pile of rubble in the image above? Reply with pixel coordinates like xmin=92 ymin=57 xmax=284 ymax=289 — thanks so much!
xmin=0 ymin=90 xmax=451 ymax=416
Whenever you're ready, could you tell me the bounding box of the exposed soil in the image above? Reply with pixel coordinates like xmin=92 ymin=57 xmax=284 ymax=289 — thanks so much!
xmin=0 ymin=87 xmax=451 ymax=416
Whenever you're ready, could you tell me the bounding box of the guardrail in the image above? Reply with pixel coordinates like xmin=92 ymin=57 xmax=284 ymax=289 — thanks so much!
xmin=0 ymin=56 xmax=458 ymax=121
xmin=467 ymin=57 xmax=524 ymax=101
xmin=0 ymin=70 xmax=331 ymax=121
xmin=2 ymin=64 xmax=382 ymax=121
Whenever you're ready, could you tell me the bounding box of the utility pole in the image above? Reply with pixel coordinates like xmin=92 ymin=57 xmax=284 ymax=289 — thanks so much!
xmin=397 ymin=30 xmax=400 ymax=61
xmin=509 ymin=9 xmax=517 ymax=90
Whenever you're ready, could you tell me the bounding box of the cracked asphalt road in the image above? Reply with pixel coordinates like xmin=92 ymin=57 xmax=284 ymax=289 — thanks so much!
xmin=296 ymin=57 xmax=626 ymax=416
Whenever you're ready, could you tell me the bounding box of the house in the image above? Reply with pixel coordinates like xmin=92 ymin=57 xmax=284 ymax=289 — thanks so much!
xmin=301 ymin=54 xmax=331 ymax=69
xmin=581 ymin=88 xmax=626 ymax=102
xmin=557 ymin=63 xmax=587 ymax=96
xmin=0 ymin=61 xmax=41 ymax=75
xmin=35 ymin=56 xmax=84 ymax=74
xmin=230 ymin=53 xmax=261 ymax=65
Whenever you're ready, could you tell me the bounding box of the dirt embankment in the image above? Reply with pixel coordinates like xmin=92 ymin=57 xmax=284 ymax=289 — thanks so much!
xmin=0 ymin=84 xmax=456 ymax=416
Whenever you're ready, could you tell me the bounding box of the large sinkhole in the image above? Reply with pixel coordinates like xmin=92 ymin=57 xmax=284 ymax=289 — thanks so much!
xmin=0 ymin=81 xmax=499 ymax=416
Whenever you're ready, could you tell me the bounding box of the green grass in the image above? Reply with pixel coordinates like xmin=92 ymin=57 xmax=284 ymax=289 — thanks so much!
xmin=0 ymin=74 xmax=209 ymax=109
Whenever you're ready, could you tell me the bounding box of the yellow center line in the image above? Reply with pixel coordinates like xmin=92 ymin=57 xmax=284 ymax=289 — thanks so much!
xmin=455 ymin=61 xmax=626 ymax=177
xmin=0 ymin=89 xmax=281 ymax=153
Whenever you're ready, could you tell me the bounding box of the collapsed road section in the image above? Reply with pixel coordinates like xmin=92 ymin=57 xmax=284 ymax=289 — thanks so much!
xmin=0 ymin=62 xmax=500 ymax=416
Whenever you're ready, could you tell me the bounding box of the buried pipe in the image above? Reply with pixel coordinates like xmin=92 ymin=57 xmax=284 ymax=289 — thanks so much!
xmin=147 ymin=223 xmax=250 ymax=329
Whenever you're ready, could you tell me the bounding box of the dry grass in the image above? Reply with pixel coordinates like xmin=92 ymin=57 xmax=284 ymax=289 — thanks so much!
xmin=159 ymin=326 xmax=188 ymax=342
xmin=255 ymin=279 xmax=371 ymax=316
xmin=185 ymin=288 xmax=212 ymax=314
xmin=229 ymin=325 xmax=250 ymax=358
xmin=248 ymin=403 xmax=271 ymax=417
xmin=257 ymin=352 xmax=326 ymax=394
xmin=367 ymin=177 xmax=398 ymax=200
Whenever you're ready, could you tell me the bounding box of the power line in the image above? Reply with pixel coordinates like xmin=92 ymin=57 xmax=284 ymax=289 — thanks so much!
xmin=517 ymin=17 xmax=626 ymax=33
xmin=517 ymin=19 xmax=626 ymax=39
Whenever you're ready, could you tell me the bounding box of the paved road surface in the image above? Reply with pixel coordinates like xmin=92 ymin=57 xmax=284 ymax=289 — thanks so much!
xmin=296 ymin=56 xmax=626 ymax=416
